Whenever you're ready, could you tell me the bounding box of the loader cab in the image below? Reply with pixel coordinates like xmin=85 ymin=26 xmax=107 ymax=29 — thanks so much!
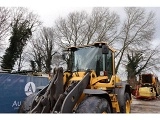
xmin=140 ymin=74 xmax=158 ymax=87
xmin=63 ymin=42 xmax=115 ymax=78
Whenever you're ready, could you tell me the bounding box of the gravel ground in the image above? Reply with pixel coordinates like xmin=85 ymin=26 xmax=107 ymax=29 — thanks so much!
xmin=131 ymin=96 xmax=160 ymax=113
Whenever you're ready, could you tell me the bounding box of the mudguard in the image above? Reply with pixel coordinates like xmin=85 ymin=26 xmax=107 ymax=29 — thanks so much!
xmin=115 ymin=81 xmax=131 ymax=110
xmin=83 ymin=89 xmax=108 ymax=94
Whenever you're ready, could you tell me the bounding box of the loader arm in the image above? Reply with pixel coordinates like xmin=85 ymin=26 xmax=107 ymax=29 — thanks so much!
xmin=29 ymin=67 xmax=64 ymax=113
xmin=51 ymin=71 xmax=90 ymax=113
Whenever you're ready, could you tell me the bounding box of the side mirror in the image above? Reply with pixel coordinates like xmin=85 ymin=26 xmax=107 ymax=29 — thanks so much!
xmin=102 ymin=45 xmax=109 ymax=54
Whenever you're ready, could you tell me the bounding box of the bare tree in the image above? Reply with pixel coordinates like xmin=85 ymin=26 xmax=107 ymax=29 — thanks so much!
xmin=14 ymin=51 xmax=29 ymax=71
xmin=83 ymin=7 xmax=119 ymax=45
xmin=27 ymin=38 xmax=44 ymax=72
xmin=55 ymin=7 xmax=120 ymax=48
xmin=52 ymin=53 xmax=65 ymax=68
xmin=55 ymin=11 xmax=88 ymax=48
xmin=0 ymin=7 xmax=11 ymax=51
xmin=11 ymin=7 xmax=41 ymax=32
xmin=115 ymin=7 xmax=156 ymax=73
xmin=28 ymin=27 xmax=59 ymax=73
xmin=40 ymin=27 xmax=58 ymax=73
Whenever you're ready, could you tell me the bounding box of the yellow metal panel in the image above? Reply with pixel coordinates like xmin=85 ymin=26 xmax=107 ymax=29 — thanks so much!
xmin=139 ymin=87 xmax=156 ymax=97
xmin=109 ymin=94 xmax=120 ymax=112
xmin=91 ymin=76 xmax=108 ymax=85
xmin=70 ymin=72 xmax=85 ymax=81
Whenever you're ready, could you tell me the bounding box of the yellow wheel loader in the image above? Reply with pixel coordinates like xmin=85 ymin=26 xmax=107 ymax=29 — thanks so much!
xmin=18 ymin=42 xmax=132 ymax=113
xmin=135 ymin=73 xmax=160 ymax=99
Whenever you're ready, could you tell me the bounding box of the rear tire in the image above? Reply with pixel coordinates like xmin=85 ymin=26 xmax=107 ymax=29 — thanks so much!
xmin=120 ymin=92 xmax=131 ymax=113
xmin=75 ymin=96 xmax=111 ymax=113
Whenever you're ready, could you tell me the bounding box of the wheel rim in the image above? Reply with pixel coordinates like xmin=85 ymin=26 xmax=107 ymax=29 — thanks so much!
xmin=126 ymin=100 xmax=131 ymax=113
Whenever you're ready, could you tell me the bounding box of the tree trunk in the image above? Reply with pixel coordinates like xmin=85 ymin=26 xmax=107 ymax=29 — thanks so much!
xmin=127 ymin=75 xmax=138 ymax=90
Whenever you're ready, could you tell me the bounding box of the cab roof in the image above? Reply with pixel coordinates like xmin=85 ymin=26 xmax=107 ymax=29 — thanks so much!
xmin=64 ymin=42 xmax=116 ymax=52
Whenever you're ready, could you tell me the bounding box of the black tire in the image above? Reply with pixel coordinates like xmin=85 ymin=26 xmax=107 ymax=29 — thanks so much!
xmin=120 ymin=92 xmax=131 ymax=113
xmin=75 ymin=96 xmax=111 ymax=113
xmin=18 ymin=93 xmax=36 ymax=113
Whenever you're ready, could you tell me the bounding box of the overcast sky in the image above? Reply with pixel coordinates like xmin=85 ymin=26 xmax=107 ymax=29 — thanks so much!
xmin=1 ymin=0 xmax=160 ymax=52
xmin=1 ymin=0 xmax=160 ymax=45
xmin=1 ymin=0 xmax=160 ymax=26
xmin=1 ymin=0 xmax=160 ymax=39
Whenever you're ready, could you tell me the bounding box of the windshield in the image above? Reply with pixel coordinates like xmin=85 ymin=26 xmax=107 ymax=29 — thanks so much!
xmin=73 ymin=46 xmax=103 ymax=71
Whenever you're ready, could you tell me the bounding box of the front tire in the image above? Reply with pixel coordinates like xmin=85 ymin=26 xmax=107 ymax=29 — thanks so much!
xmin=120 ymin=92 xmax=131 ymax=113
xmin=75 ymin=96 xmax=111 ymax=113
